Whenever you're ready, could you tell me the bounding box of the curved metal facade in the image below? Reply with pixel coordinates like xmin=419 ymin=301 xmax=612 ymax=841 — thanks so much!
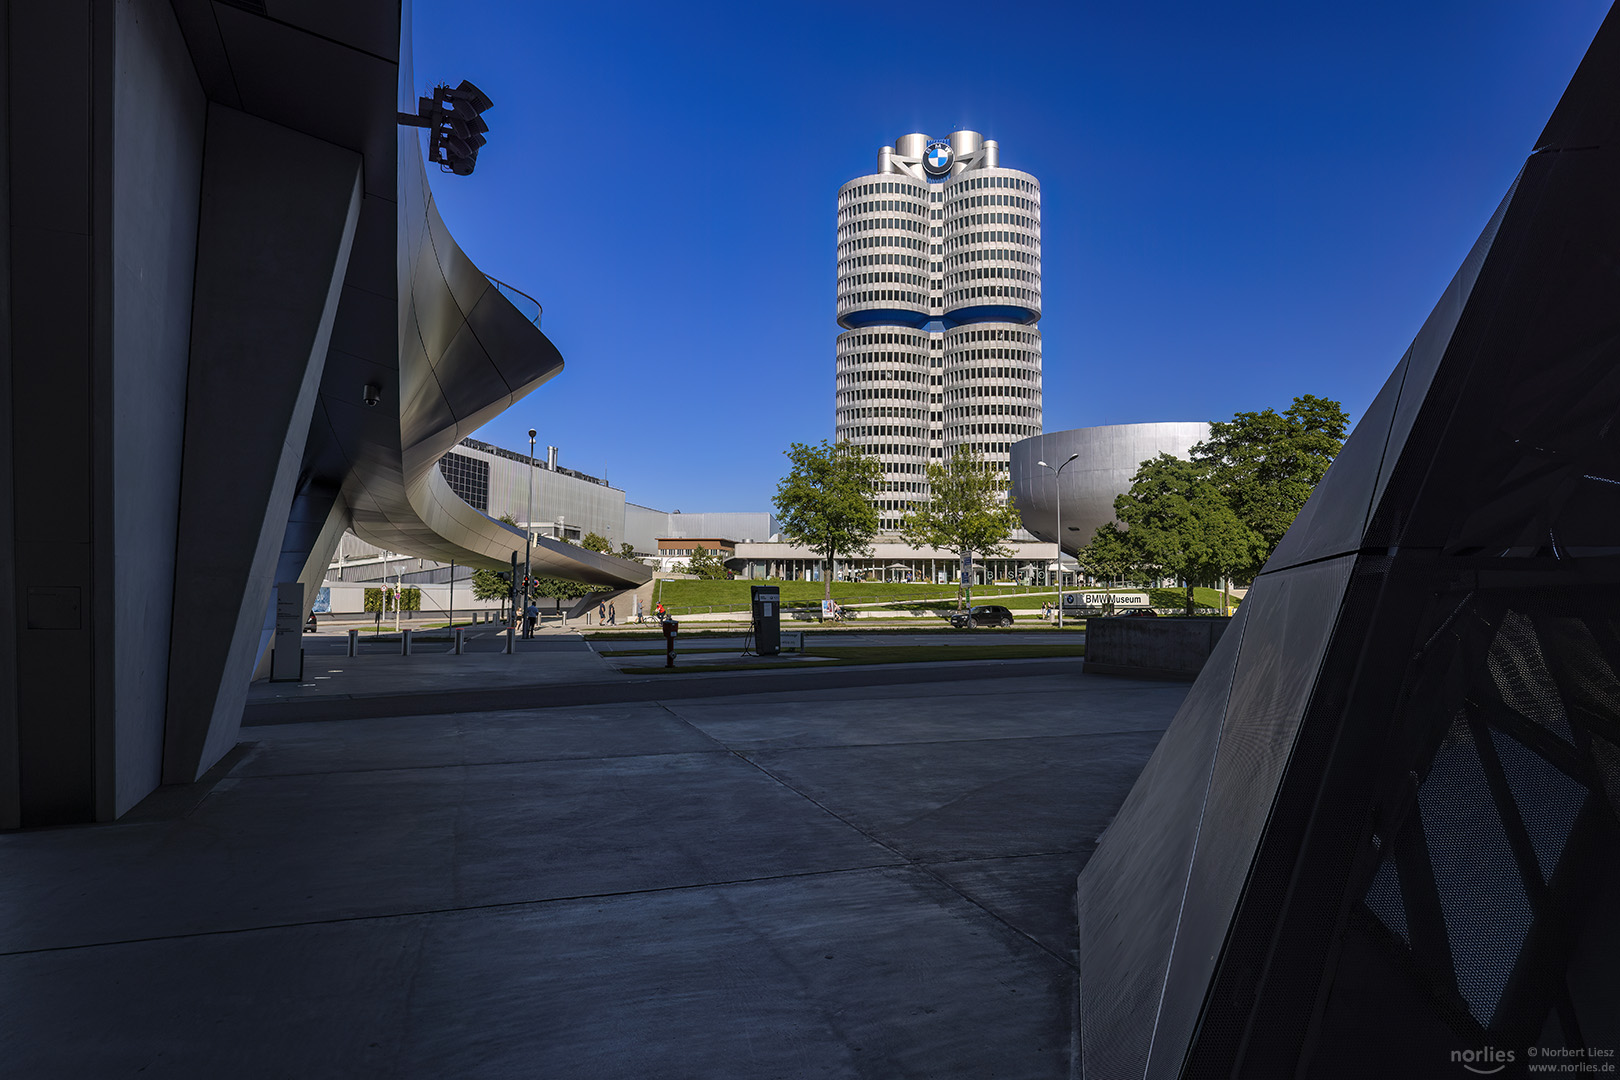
xmin=1008 ymin=423 xmax=1211 ymax=551
xmin=835 ymin=130 xmax=1044 ymax=531
xmin=291 ymin=20 xmax=650 ymax=591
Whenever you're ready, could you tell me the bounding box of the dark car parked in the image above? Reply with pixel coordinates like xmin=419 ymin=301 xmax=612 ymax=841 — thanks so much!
xmin=950 ymin=604 xmax=1015 ymax=629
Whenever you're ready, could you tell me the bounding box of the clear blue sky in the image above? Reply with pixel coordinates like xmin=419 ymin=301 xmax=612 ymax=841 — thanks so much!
xmin=413 ymin=1 xmax=1611 ymax=513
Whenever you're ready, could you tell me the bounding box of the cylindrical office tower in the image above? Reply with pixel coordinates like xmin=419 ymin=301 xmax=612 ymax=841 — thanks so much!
xmin=836 ymin=130 xmax=1041 ymax=533
xmin=940 ymin=151 xmax=1041 ymax=476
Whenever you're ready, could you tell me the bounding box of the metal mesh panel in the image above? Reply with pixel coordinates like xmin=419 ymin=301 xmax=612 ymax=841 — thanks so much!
xmin=1419 ymin=715 xmax=1533 ymax=1028
xmin=1487 ymin=610 xmax=1574 ymax=743
xmin=1490 ymin=728 xmax=1587 ymax=882
xmin=1591 ymin=737 xmax=1620 ymax=821
xmin=1364 ymin=855 xmax=1410 ymax=944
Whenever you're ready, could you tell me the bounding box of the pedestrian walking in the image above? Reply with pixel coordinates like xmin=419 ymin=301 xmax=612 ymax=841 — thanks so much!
xmin=598 ymin=602 xmax=606 ymax=625
xmin=608 ymin=601 xmax=616 ymax=626
xmin=522 ymin=600 xmax=539 ymax=639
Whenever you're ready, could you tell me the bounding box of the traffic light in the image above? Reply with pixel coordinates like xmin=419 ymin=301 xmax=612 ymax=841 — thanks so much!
xmin=397 ymin=79 xmax=494 ymax=176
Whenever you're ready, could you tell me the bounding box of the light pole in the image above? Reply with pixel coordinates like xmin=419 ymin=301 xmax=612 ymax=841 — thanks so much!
xmin=1037 ymin=453 xmax=1080 ymax=629
xmin=525 ymin=428 xmax=537 ymax=630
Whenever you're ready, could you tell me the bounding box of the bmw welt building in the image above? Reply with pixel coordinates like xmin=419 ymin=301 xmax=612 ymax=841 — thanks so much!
xmin=0 ymin=1 xmax=648 ymax=826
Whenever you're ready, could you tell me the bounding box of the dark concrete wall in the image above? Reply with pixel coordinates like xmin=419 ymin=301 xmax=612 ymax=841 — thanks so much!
xmin=5 ymin=2 xmax=104 ymax=826
xmin=1084 ymin=617 xmax=1233 ymax=681
xmin=110 ymin=0 xmax=205 ymax=816
xmin=2 ymin=0 xmax=207 ymax=823
xmin=0 ymin=0 xmax=15 ymax=830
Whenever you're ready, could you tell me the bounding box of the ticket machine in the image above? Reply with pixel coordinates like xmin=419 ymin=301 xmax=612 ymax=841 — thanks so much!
xmin=751 ymin=585 xmax=781 ymax=656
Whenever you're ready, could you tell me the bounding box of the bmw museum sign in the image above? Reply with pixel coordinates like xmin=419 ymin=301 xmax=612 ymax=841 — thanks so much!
xmin=1061 ymin=592 xmax=1150 ymax=610
xmin=923 ymin=140 xmax=953 ymax=176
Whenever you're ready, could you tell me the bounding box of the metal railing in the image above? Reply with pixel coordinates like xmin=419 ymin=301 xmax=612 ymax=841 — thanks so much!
xmin=484 ymin=274 xmax=541 ymax=327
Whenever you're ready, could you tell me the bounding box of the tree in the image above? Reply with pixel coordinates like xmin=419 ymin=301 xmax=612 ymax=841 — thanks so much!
xmin=582 ymin=532 xmax=612 ymax=553
xmin=1112 ymin=454 xmax=1263 ymax=614
xmin=1192 ymin=395 xmax=1349 ymax=579
xmin=470 ymin=569 xmax=509 ymax=601
xmin=618 ymin=542 xmax=638 ymax=561
xmin=529 ymin=576 xmax=603 ymax=606
xmin=899 ymin=445 xmax=1020 ymax=610
xmin=1075 ymin=523 xmax=1142 ymax=588
xmin=773 ymin=439 xmax=882 ymax=602
xmin=676 ymin=543 xmax=730 ymax=580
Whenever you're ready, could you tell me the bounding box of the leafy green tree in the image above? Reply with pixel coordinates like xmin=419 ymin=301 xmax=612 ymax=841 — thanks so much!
xmin=900 ymin=445 xmax=1020 ymax=610
xmin=1112 ymin=454 xmax=1262 ymax=614
xmin=618 ymin=542 xmax=639 ymax=560
xmin=1076 ymin=523 xmax=1142 ymax=587
xmin=773 ymin=439 xmax=883 ymax=602
xmin=1192 ymin=395 xmax=1349 ymax=578
xmin=676 ymin=543 xmax=730 ymax=580
xmin=471 ymin=569 xmax=512 ymax=619
xmin=582 ymin=532 xmax=612 ymax=553
xmin=470 ymin=569 xmax=509 ymax=601
xmin=530 ymin=576 xmax=601 ymax=602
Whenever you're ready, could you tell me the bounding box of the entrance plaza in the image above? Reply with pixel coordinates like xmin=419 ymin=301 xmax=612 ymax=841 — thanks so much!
xmin=0 ymin=641 xmax=1186 ymax=1077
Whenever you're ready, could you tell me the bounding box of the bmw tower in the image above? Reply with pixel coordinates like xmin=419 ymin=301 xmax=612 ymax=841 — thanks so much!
xmin=835 ymin=130 xmax=1043 ymax=533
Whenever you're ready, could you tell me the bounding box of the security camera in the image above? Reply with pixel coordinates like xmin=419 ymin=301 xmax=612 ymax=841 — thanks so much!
xmin=363 ymin=382 xmax=382 ymax=407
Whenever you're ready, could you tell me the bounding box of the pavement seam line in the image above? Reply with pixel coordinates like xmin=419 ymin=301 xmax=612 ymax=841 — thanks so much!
xmin=0 ymin=862 xmax=909 ymax=959
xmin=226 ymin=746 xmax=734 ymax=782
xmin=676 ymin=724 xmax=1174 ymax=758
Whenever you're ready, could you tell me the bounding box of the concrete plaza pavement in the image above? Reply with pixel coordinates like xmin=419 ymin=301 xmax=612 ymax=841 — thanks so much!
xmin=2 ymin=656 xmax=1186 ymax=1078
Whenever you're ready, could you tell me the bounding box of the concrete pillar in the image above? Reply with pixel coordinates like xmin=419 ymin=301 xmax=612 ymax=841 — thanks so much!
xmin=161 ymin=106 xmax=361 ymax=785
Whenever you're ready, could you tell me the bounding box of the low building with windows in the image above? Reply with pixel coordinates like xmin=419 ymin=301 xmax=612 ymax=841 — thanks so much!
xmin=653 ymin=538 xmax=737 ymax=573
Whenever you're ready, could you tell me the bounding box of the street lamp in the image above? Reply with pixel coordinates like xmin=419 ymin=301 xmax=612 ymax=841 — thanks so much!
xmin=525 ymin=428 xmax=537 ymax=631
xmin=1036 ymin=453 xmax=1080 ymax=629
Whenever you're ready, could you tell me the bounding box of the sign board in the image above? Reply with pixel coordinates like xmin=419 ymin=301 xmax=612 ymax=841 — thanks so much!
xmin=960 ymin=552 xmax=973 ymax=586
xmin=311 ymin=586 xmax=331 ymax=614
xmin=1062 ymin=591 xmax=1150 ymax=610
xmin=271 ymin=581 xmax=304 ymax=681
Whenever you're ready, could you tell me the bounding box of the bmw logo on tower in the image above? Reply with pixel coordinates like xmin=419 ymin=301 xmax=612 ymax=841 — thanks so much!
xmin=923 ymin=140 xmax=953 ymax=176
